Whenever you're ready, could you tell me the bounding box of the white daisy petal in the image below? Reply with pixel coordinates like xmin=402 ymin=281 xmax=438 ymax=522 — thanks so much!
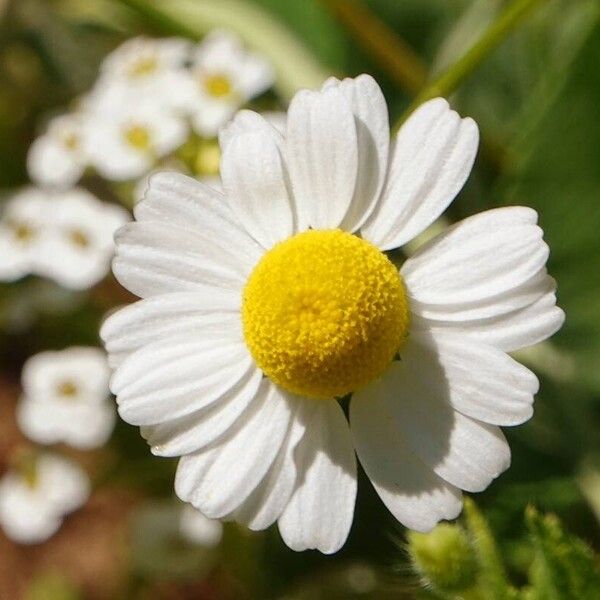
xmin=135 ymin=172 xmax=263 ymax=260
xmin=140 ymin=365 xmax=263 ymax=457
xmin=409 ymin=269 xmax=554 ymax=322
xmin=221 ymin=128 xmax=295 ymax=248
xmin=351 ymin=392 xmax=462 ymax=532
xmin=407 ymin=329 xmax=538 ymax=426
xmin=326 ymin=75 xmax=390 ymax=231
xmin=230 ymin=396 xmax=307 ymax=531
xmin=401 ymin=207 xmax=548 ymax=305
xmin=100 ymin=292 xmax=241 ymax=368
xmin=414 ymin=288 xmax=565 ymax=353
xmin=381 ymin=360 xmax=511 ymax=492
xmin=286 ymin=87 xmax=358 ymax=230
xmin=219 ymin=110 xmax=284 ymax=152
xmin=278 ymin=400 xmax=357 ymax=554
xmin=111 ymin=336 xmax=254 ymax=425
xmin=174 ymin=379 xmax=294 ymax=518
xmin=362 ymin=98 xmax=479 ymax=250
xmin=113 ymin=221 xmax=250 ymax=297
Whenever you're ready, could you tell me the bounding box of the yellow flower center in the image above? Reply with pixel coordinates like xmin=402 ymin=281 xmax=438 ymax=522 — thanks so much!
xmin=124 ymin=125 xmax=151 ymax=151
xmin=128 ymin=56 xmax=159 ymax=78
xmin=9 ymin=220 xmax=35 ymax=243
xmin=242 ymin=230 xmax=410 ymax=399
xmin=56 ymin=380 xmax=78 ymax=399
xmin=204 ymin=73 xmax=233 ymax=98
xmin=67 ymin=228 xmax=90 ymax=248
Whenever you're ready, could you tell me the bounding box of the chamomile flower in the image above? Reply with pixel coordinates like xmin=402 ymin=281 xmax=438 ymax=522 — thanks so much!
xmin=0 ymin=188 xmax=52 ymax=282
xmin=101 ymin=75 xmax=564 ymax=553
xmin=43 ymin=189 xmax=130 ymax=289
xmin=179 ymin=504 xmax=223 ymax=547
xmin=188 ymin=30 xmax=274 ymax=136
xmin=85 ymin=104 xmax=188 ymax=181
xmin=94 ymin=36 xmax=196 ymax=114
xmin=0 ymin=453 xmax=89 ymax=544
xmin=27 ymin=113 xmax=88 ymax=189
xmin=17 ymin=347 xmax=115 ymax=450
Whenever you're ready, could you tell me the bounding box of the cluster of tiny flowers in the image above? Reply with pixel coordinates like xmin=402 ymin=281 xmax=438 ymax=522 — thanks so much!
xmin=27 ymin=31 xmax=274 ymax=187
xmin=0 ymin=187 xmax=129 ymax=289
xmin=0 ymin=347 xmax=115 ymax=544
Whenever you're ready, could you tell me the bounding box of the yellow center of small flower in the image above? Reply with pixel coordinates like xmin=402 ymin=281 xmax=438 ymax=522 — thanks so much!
xmin=56 ymin=380 xmax=78 ymax=399
xmin=67 ymin=228 xmax=90 ymax=248
xmin=128 ymin=56 xmax=159 ymax=78
xmin=124 ymin=125 xmax=151 ymax=151
xmin=242 ymin=229 xmax=410 ymax=399
xmin=204 ymin=73 xmax=233 ymax=98
xmin=9 ymin=221 xmax=35 ymax=243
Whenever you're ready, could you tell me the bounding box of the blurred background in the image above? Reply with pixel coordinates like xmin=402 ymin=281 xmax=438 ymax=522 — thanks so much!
xmin=0 ymin=0 xmax=598 ymax=598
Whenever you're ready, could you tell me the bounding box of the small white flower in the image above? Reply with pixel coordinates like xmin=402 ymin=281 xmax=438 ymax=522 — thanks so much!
xmin=0 ymin=187 xmax=128 ymax=289
xmin=101 ymin=75 xmax=564 ymax=553
xmin=17 ymin=347 xmax=115 ymax=449
xmin=27 ymin=114 xmax=88 ymax=189
xmin=0 ymin=188 xmax=52 ymax=282
xmin=85 ymin=104 xmax=188 ymax=181
xmin=93 ymin=36 xmax=197 ymax=114
xmin=179 ymin=504 xmax=223 ymax=547
xmin=42 ymin=188 xmax=130 ymax=289
xmin=0 ymin=453 xmax=89 ymax=544
xmin=188 ymin=30 xmax=274 ymax=136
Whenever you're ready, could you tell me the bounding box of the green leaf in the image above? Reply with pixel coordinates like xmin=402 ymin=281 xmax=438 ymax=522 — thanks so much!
xmin=525 ymin=506 xmax=600 ymax=600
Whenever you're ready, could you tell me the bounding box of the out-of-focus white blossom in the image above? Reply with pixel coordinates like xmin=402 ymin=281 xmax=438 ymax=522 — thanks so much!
xmin=179 ymin=504 xmax=223 ymax=547
xmin=188 ymin=30 xmax=274 ymax=136
xmin=43 ymin=189 xmax=130 ymax=289
xmin=85 ymin=104 xmax=188 ymax=181
xmin=0 ymin=188 xmax=52 ymax=282
xmin=0 ymin=187 xmax=129 ymax=289
xmin=0 ymin=453 xmax=89 ymax=544
xmin=93 ymin=37 xmax=196 ymax=114
xmin=17 ymin=347 xmax=115 ymax=449
xmin=27 ymin=114 xmax=88 ymax=189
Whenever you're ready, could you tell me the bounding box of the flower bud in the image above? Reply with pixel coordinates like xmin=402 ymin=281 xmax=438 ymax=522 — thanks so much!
xmin=408 ymin=523 xmax=478 ymax=594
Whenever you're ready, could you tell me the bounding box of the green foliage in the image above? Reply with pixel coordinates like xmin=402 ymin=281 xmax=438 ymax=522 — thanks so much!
xmin=524 ymin=506 xmax=600 ymax=600
xmin=408 ymin=523 xmax=478 ymax=596
xmin=25 ymin=571 xmax=81 ymax=600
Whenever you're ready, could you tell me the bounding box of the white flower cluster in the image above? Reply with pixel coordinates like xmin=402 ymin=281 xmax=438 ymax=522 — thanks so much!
xmin=27 ymin=32 xmax=274 ymax=187
xmin=0 ymin=187 xmax=129 ymax=289
xmin=0 ymin=347 xmax=115 ymax=544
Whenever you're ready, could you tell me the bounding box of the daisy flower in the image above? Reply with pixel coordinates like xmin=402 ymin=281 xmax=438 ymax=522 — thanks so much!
xmin=42 ymin=189 xmax=130 ymax=289
xmin=0 ymin=453 xmax=89 ymax=544
xmin=101 ymin=75 xmax=564 ymax=553
xmin=17 ymin=347 xmax=115 ymax=450
xmin=27 ymin=113 xmax=88 ymax=189
xmin=0 ymin=188 xmax=52 ymax=282
xmin=84 ymin=103 xmax=188 ymax=181
xmin=179 ymin=504 xmax=223 ymax=547
xmin=188 ymin=30 xmax=274 ymax=136
xmin=93 ymin=36 xmax=196 ymax=114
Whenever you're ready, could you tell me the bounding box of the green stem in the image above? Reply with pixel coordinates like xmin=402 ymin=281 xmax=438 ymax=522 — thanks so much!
xmin=393 ymin=0 xmax=546 ymax=132
xmin=321 ymin=0 xmax=427 ymax=95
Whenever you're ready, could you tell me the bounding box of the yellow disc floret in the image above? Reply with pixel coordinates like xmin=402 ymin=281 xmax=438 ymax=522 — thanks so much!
xmin=242 ymin=229 xmax=410 ymax=399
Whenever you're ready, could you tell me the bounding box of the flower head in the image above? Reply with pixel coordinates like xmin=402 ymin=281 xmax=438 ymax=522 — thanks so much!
xmin=27 ymin=114 xmax=87 ymax=189
xmin=102 ymin=75 xmax=564 ymax=553
xmin=0 ymin=187 xmax=129 ymax=289
xmin=188 ymin=31 xmax=274 ymax=136
xmin=84 ymin=103 xmax=188 ymax=181
xmin=0 ymin=453 xmax=89 ymax=544
xmin=17 ymin=347 xmax=115 ymax=449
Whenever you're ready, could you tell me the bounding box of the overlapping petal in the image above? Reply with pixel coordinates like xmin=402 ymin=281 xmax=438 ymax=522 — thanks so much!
xmin=362 ymin=98 xmax=478 ymax=250
xmin=278 ymin=400 xmax=357 ymax=554
xmin=351 ymin=393 xmax=462 ymax=532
